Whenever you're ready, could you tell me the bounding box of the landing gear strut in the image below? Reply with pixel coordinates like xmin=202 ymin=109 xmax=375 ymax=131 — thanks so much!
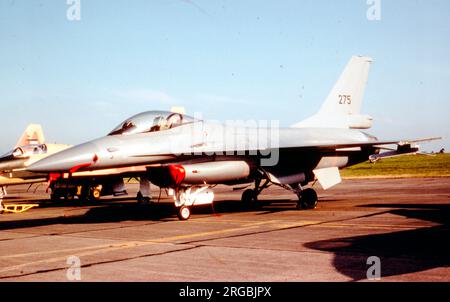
xmin=137 ymin=178 xmax=152 ymax=204
xmin=0 ymin=186 xmax=6 ymax=198
xmin=136 ymin=191 xmax=152 ymax=204
xmin=0 ymin=186 xmax=5 ymax=214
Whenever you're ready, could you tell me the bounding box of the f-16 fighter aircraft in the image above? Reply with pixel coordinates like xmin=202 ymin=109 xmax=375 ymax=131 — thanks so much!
xmin=29 ymin=56 xmax=440 ymax=220
xmin=0 ymin=124 xmax=71 ymax=199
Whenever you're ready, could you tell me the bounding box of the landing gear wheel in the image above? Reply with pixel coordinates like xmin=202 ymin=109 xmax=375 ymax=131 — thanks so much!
xmin=241 ymin=189 xmax=258 ymax=208
xmin=90 ymin=188 xmax=101 ymax=200
xmin=177 ymin=206 xmax=191 ymax=221
xmin=297 ymin=188 xmax=318 ymax=210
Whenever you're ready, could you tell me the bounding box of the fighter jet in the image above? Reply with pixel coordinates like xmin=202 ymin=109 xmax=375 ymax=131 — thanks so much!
xmin=29 ymin=56 xmax=440 ymax=220
xmin=0 ymin=124 xmax=71 ymax=199
xmin=0 ymin=125 xmax=139 ymax=202
xmin=44 ymin=107 xmax=187 ymax=202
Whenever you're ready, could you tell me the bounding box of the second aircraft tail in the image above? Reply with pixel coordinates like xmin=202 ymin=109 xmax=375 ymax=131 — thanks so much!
xmin=15 ymin=124 xmax=45 ymax=148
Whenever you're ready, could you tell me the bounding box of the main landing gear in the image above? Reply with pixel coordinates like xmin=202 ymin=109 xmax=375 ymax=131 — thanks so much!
xmin=295 ymin=187 xmax=318 ymax=210
xmin=241 ymin=179 xmax=319 ymax=211
xmin=241 ymin=179 xmax=270 ymax=209
xmin=50 ymin=185 xmax=102 ymax=202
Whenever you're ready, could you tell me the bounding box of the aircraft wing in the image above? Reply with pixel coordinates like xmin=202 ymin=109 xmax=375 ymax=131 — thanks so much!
xmin=129 ymin=137 xmax=442 ymax=159
xmin=279 ymin=137 xmax=442 ymax=152
xmin=276 ymin=137 xmax=442 ymax=164
xmin=394 ymin=137 xmax=443 ymax=146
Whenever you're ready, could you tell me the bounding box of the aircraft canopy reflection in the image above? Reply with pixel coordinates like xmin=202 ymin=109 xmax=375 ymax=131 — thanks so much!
xmin=108 ymin=111 xmax=200 ymax=136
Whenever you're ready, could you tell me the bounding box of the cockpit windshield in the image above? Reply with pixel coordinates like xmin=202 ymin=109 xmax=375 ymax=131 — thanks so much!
xmin=0 ymin=144 xmax=48 ymax=159
xmin=108 ymin=111 xmax=200 ymax=136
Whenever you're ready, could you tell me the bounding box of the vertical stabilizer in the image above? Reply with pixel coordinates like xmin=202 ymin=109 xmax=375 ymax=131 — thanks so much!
xmin=293 ymin=56 xmax=373 ymax=129
xmin=319 ymin=56 xmax=372 ymax=116
xmin=15 ymin=124 xmax=45 ymax=148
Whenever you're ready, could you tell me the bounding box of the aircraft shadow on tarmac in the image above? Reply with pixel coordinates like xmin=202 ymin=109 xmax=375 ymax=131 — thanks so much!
xmin=304 ymin=203 xmax=450 ymax=281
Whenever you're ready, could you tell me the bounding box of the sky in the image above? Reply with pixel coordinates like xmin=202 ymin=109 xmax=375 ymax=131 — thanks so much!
xmin=0 ymin=0 xmax=449 ymax=153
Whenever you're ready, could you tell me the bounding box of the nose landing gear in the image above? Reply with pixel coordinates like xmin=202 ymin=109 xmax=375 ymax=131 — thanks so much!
xmin=170 ymin=186 xmax=214 ymax=221
xmin=177 ymin=205 xmax=191 ymax=220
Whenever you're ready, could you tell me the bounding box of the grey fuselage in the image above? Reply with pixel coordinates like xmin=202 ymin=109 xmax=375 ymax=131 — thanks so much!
xmin=29 ymin=120 xmax=379 ymax=183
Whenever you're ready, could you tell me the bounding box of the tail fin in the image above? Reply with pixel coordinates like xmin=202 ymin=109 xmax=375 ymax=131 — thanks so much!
xmin=319 ymin=56 xmax=372 ymax=116
xmin=15 ymin=124 xmax=45 ymax=148
xmin=293 ymin=56 xmax=374 ymax=129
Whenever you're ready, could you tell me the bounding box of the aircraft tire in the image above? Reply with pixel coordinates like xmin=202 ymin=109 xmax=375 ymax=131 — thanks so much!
xmin=177 ymin=206 xmax=191 ymax=220
xmin=298 ymin=188 xmax=318 ymax=210
xmin=241 ymin=189 xmax=258 ymax=208
xmin=90 ymin=188 xmax=101 ymax=201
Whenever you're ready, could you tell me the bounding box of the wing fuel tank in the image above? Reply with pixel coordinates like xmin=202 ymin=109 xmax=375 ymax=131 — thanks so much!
xmin=148 ymin=161 xmax=251 ymax=187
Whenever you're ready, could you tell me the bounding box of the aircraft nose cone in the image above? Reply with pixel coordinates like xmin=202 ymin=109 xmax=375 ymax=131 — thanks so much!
xmin=29 ymin=142 xmax=99 ymax=172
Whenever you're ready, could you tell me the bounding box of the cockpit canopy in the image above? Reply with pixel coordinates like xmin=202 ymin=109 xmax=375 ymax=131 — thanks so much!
xmin=108 ymin=111 xmax=199 ymax=136
xmin=1 ymin=144 xmax=48 ymax=159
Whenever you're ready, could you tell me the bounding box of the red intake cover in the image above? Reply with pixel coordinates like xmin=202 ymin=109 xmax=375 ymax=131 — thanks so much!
xmin=147 ymin=164 xmax=186 ymax=188
xmin=168 ymin=165 xmax=186 ymax=186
